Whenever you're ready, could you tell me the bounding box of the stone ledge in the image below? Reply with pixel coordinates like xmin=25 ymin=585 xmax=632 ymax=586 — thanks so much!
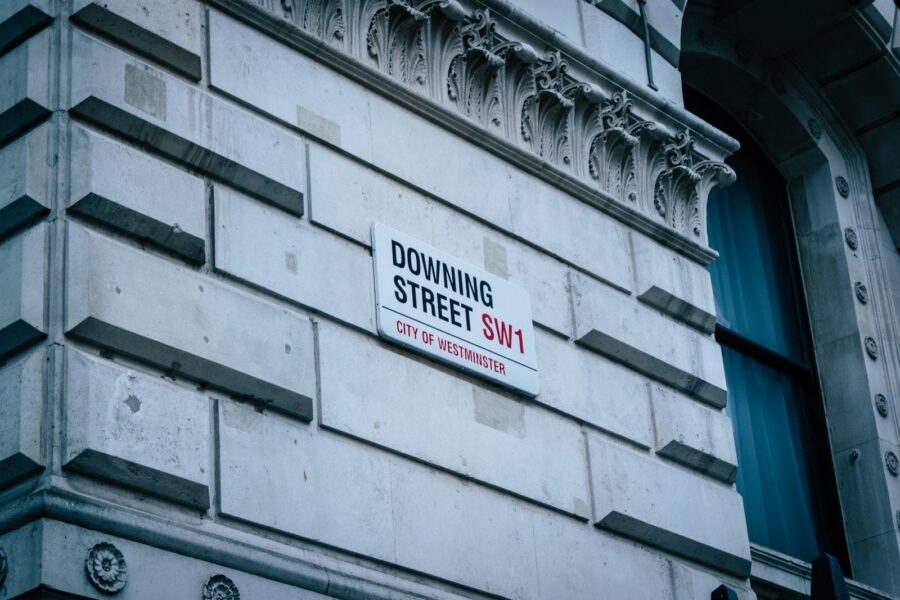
xmin=0 ymin=0 xmax=52 ymax=59
xmin=65 ymin=224 xmax=315 ymax=421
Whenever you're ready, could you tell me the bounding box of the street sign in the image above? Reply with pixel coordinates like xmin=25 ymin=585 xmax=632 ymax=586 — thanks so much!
xmin=372 ymin=223 xmax=539 ymax=396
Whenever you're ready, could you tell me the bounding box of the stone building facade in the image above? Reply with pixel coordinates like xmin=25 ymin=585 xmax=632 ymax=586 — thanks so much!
xmin=0 ymin=0 xmax=898 ymax=598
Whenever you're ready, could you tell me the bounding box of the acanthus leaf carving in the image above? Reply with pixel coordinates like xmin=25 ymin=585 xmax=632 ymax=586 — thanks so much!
xmin=253 ymin=0 xmax=736 ymax=249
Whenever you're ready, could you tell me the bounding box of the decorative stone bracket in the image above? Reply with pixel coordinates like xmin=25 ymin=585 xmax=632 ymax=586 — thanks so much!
xmin=253 ymin=0 xmax=736 ymax=246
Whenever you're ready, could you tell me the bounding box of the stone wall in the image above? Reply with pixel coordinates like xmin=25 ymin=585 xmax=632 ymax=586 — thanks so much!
xmin=0 ymin=1 xmax=894 ymax=599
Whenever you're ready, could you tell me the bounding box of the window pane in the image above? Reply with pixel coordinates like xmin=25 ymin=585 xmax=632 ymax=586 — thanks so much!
xmin=722 ymin=345 xmax=820 ymax=561
xmin=707 ymin=146 xmax=805 ymax=362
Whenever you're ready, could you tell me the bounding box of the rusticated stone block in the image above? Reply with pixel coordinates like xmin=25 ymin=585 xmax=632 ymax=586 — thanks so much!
xmin=571 ymin=270 xmax=727 ymax=407
xmin=69 ymin=123 xmax=206 ymax=264
xmin=0 ymin=122 xmax=51 ymax=241
xmin=587 ymin=433 xmax=751 ymax=577
xmin=0 ymin=348 xmax=44 ymax=487
xmin=651 ymin=384 xmax=737 ymax=483
xmin=317 ymin=320 xmax=592 ymax=519
xmin=64 ymin=349 xmax=210 ymax=508
xmin=536 ymin=328 xmax=653 ymax=448
xmin=213 ymin=185 xmax=375 ymax=331
xmin=69 ymin=30 xmax=305 ymax=216
xmin=71 ymin=0 xmax=202 ymax=80
xmin=0 ymin=0 xmax=52 ymax=58
xmin=632 ymin=232 xmax=717 ymax=333
xmin=0 ymin=27 xmax=51 ymax=146
xmin=65 ymin=223 xmax=315 ymax=421
xmin=0 ymin=224 xmax=47 ymax=361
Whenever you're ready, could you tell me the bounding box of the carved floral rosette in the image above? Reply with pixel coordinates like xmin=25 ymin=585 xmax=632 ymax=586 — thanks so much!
xmin=85 ymin=542 xmax=128 ymax=594
xmin=253 ymin=0 xmax=735 ymax=246
xmin=203 ymin=574 xmax=241 ymax=600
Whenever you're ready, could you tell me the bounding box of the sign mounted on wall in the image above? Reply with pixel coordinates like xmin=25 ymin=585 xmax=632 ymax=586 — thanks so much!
xmin=372 ymin=224 xmax=539 ymax=396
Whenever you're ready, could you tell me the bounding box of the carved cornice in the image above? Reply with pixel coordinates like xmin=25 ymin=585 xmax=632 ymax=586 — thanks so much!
xmin=215 ymin=0 xmax=738 ymax=262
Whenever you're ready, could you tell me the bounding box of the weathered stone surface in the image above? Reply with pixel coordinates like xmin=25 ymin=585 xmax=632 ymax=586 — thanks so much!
xmin=0 ymin=347 xmax=44 ymax=487
xmin=69 ymin=29 xmax=305 ymax=216
xmin=213 ymin=185 xmax=375 ymax=331
xmin=208 ymin=10 xmax=368 ymax=158
xmin=0 ymin=521 xmax=41 ymax=598
xmin=0 ymin=121 xmax=51 ymax=241
xmin=587 ymin=433 xmax=751 ymax=577
xmin=536 ymin=329 xmax=653 ymax=448
xmin=64 ymin=349 xmax=211 ymax=508
xmin=69 ymin=123 xmax=206 ymax=264
xmin=65 ymin=224 xmax=315 ymax=421
xmin=208 ymin=12 xmax=632 ymax=292
xmin=671 ymin=562 xmax=753 ymax=600
xmin=317 ymin=321 xmax=592 ymax=518
xmin=531 ymin=509 xmax=675 ymax=600
xmin=71 ymin=0 xmax=202 ymax=80
xmin=389 ymin=459 xmax=541 ymax=599
xmin=0 ymin=224 xmax=47 ymax=361
xmin=632 ymin=232 xmax=717 ymax=333
xmin=0 ymin=27 xmax=51 ymax=146
xmin=307 ymin=144 xmax=574 ymax=336
xmin=217 ymin=399 xmax=396 ymax=561
xmin=571 ymin=270 xmax=727 ymax=407
xmin=651 ymin=383 xmax=737 ymax=483
xmin=0 ymin=0 xmax=51 ymax=58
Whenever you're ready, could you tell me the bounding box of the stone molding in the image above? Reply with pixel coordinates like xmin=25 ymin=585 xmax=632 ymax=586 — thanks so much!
xmin=208 ymin=0 xmax=738 ymax=264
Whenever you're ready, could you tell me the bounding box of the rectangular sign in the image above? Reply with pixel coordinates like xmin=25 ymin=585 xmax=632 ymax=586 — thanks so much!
xmin=372 ymin=223 xmax=539 ymax=396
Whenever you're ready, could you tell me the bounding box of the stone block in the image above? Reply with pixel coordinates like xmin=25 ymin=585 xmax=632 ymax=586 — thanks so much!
xmin=389 ymin=459 xmax=540 ymax=599
xmin=0 ymin=521 xmax=42 ymax=599
xmin=587 ymin=433 xmax=751 ymax=577
xmin=507 ymin=172 xmax=634 ymax=292
xmin=0 ymin=121 xmax=51 ymax=240
xmin=0 ymin=27 xmax=51 ymax=146
xmin=531 ymin=509 xmax=675 ymax=600
xmin=69 ymin=29 xmax=305 ymax=216
xmin=0 ymin=348 xmax=44 ymax=487
xmin=571 ymin=270 xmax=727 ymax=407
xmin=536 ymin=329 xmax=653 ymax=448
xmin=208 ymin=10 xmax=371 ymax=159
xmin=515 ymin=0 xmax=583 ymax=43
xmin=65 ymin=223 xmax=315 ymax=421
xmin=308 ymin=144 xmax=573 ymax=336
xmin=0 ymin=0 xmax=51 ymax=56
xmin=69 ymin=123 xmax=206 ymax=264
xmin=0 ymin=224 xmax=47 ymax=361
xmin=317 ymin=321 xmax=591 ymax=518
xmin=64 ymin=349 xmax=211 ymax=508
xmin=651 ymin=383 xmax=737 ymax=483
xmin=632 ymin=232 xmax=716 ymax=333
xmin=833 ymin=439 xmax=897 ymax=545
xmin=71 ymin=0 xmax=202 ymax=80
xmin=213 ymin=185 xmax=375 ymax=331
xmin=217 ymin=399 xmax=395 ymax=561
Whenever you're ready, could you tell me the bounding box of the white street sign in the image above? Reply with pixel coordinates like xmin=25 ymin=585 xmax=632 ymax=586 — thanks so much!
xmin=372 ymin=223 xmax=539 ymax=396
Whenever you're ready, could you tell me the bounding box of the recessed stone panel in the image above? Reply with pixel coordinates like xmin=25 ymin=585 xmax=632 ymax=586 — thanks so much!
xmin=587 ymin=433 xmax=751 ymax=577
xmin=71 ymin=0 xmax=202 ymax=80
xmin=571 ymin=270 xmax=727 ymax=407
xmin=0 ymin=223 xmax=47 ymax=361
xmin=0 ymin=27 xmax=51 ymax=146
xmin=651 ymin=383 xmax=737 ymax=483
xmin=65 ymin=224 xmax=315 ymax=421
xmin=0 ymin=122 xmax=51 ymax=241
xmin=213 ymin=185 xmax=375 ymax=331
xmin=317 ymin=320 xmax=592 ymax=519
xmin=69 ymin=123 xmax=206 ymax=264
xmin=0 ymin=348 xmax=44 ymax=487
xmin=64 ymin=349 xmax=210 ymax=508
xmin=69 ymin=29 xmax=305 ymax=216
